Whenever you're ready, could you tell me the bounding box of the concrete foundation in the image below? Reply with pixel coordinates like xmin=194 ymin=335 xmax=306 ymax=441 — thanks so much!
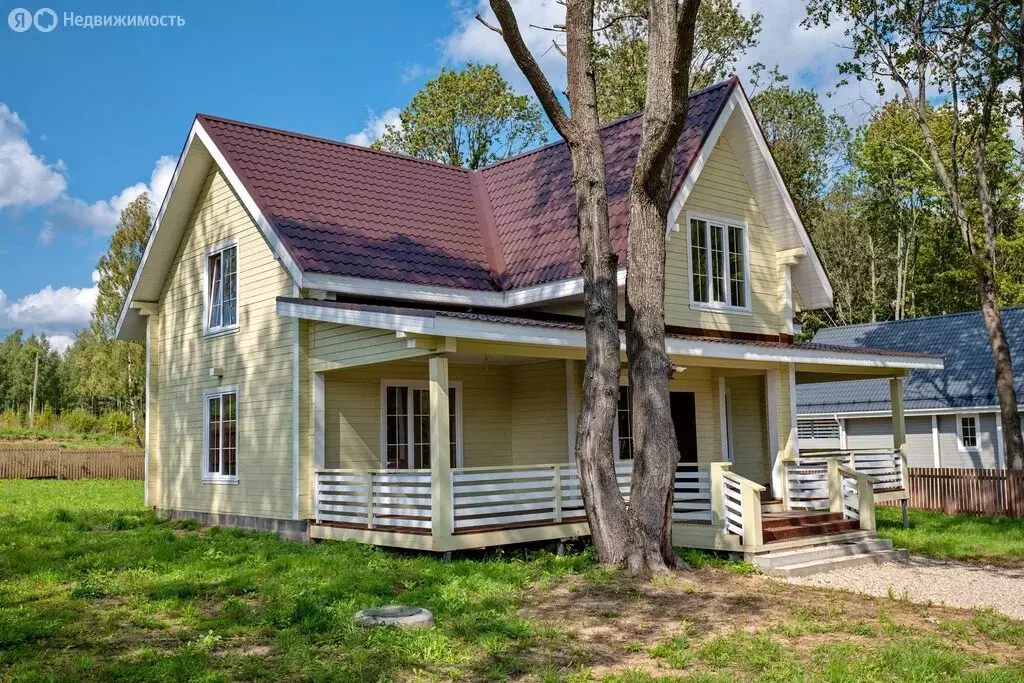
xmin=156 ymin=507 xmax=310 ymax=542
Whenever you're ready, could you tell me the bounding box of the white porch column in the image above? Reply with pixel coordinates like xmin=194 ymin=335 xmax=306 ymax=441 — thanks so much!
xmin=890 ymin=377 xmax=906 ymax=452
xmin=429 ymin=355 xmax=453 ymax=542
xmin=312 ymin=372 xmax=325 ymax=521
xmin=765 ymin=369 xmax=782 ymax=496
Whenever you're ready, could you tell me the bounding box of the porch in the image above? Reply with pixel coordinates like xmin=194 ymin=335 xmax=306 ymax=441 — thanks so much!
xmin=309 ymin=449 xmax=904 ymax=556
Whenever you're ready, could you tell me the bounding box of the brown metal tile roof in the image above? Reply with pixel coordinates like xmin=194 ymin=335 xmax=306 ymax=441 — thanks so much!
xmin=199 ymin=78 xmax=737 ymax=292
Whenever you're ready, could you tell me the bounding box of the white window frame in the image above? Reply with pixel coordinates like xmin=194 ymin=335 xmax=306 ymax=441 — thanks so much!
xmin=956 ymin=413 xmax=980 ymax=452
xmin=379 ymin=380 xmax=464 ymax=470
xmin=203 ymin=239 xmax=240 ymax=337
xmin=202 ymin=386 xmax=239 ymax=484
xmin=685 ymin=211 xmax=752 ymax=314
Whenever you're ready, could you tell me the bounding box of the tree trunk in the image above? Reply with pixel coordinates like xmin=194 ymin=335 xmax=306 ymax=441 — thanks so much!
xmin=973 ymin=126 xmax=1024 ymax=470
xmin=488 ymin=0 xmax=702 ymax=574
xmin=623 ymin=0 xmax=702 ymax=573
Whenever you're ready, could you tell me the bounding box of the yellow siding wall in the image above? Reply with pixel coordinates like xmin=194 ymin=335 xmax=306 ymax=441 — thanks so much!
xmin=150 ymin=167 xmax=296 ymax=520
xmin=322 ymin=359 xmax=572 ymax=470
xmin=725 ymin=375 xmax=769 ymax=484
xmin=310 ymin=323 xmax=428 ymax=373
xmin=542 ymin=137 xmax=784 ymax=336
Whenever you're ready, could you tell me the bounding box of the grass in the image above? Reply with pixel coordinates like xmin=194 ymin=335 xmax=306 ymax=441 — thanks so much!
xmin=0 ymin=426 xmax=140 ymax=450
xmin=1 ymin=480 xmax=1022 ymax=681
xmin=876 ymin=506 xmax=1024 ymax=566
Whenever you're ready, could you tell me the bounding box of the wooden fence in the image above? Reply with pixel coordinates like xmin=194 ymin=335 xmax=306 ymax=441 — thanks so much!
xmin=880 ymin=467 xmax=1024 ymax=518
xmin=0 ymin=449 xmax=144 ymax=480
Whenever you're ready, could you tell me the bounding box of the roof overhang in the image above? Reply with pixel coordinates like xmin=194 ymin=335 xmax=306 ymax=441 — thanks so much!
xmin=115 ymin=118 xmax=305 ymax=341
xmin=666 ymin=85 xmax=833 ymax=311
xmin=278 ymin=298 xmax=943 ymax=372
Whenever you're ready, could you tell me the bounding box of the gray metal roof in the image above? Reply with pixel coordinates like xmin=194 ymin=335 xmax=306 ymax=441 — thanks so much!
xmin=797 ymin=307 xmax=1024 ymax=415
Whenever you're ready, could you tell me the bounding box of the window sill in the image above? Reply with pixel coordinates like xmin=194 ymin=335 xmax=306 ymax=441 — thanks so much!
xmin=689 ymin=302 xmax=752 ymax=316
xmin=203 ymin=325 xmax=240 ymax=340
xmin=202 ymin=476 xmax=239 ymax=486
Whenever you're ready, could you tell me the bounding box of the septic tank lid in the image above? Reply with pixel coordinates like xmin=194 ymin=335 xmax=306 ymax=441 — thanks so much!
xmin=354 ymin=605 xmax=434 ymax=628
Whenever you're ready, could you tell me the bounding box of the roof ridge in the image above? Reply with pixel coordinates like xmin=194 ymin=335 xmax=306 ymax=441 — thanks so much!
xmin=479 ymin=77 xmax=737 ymax=173
xmin=196 ymin=113 xmax=475 ymax=174
xmin=818 ymin=305 xmax=1024 ymax=334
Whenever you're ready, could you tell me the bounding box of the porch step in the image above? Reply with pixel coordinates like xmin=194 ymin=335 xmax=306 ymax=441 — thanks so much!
xmin=755 ymin=539 xmax=908 ymax=577
xmin=760 ymin=498 xmax=786 ymax=514
xmin=760 ymin=512 xmax=860 ymax=543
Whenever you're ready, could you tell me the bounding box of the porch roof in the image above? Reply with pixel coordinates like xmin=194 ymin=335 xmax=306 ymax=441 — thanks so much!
xmin=277 ymin=297 xmax=944 ymax=372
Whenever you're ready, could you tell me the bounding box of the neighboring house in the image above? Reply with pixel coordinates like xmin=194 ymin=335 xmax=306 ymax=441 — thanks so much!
xmin=116 ymin=77 xmax=942 ymax=557
xmin=797 ymin=308 xmax=1024 ymax=470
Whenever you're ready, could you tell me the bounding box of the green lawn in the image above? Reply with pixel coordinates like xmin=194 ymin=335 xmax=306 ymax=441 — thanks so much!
xmin=1 ymin=480 xmax=1023 ymax=681
xmin=876 ymin=506 xmax=1024 ymax=566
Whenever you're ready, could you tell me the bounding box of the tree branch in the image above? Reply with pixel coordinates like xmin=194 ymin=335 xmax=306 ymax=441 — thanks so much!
xmin=485 ymin=1 xmax=572 ymax=136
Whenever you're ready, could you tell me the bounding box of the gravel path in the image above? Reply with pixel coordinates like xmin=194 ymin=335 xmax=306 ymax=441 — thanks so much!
xmin=786 ymin=556 xmax=1024 ymax=620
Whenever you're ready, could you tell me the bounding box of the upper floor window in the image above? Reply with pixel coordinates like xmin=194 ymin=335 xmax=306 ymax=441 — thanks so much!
xmin=206 ymin=242 xmax=238 ymax=335
xmin=688 ymin=215 xmax=748 ymax=311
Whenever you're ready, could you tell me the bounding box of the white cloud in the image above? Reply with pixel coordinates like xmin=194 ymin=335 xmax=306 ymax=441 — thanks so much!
xmin=345 ymin=107 xmax=402 ymax=147
xmin=0 ymin=104 xmax=68 ymax=209
xmin=50 ymin=154 xmax=178 ymax=236
xmin=47 ymin=335 xmax=74 ymax=353
xmin=37 ymin=223 xmax=54 ymax=247
xmin=0 ymin=276 xmax=98 ymax=351
xmin=444 ymin=0 xmax=567 ymax=95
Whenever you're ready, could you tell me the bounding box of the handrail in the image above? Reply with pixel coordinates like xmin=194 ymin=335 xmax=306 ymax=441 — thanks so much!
xmin=832 ymin=462 xmax=876 ymax=531
xmin=315 ymin=467 xmax=431 ymax=475
xmin=718 ymin=469 xmax=764 ymax=547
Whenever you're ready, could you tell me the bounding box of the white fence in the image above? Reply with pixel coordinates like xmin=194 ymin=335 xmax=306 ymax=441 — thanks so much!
xmin=795 ymin=450 xmax=905 ymax=495
xmin=316 ymin=461 xmax=715 ymax=534
xmin=315 ymin=469 xmax=432 ymax=531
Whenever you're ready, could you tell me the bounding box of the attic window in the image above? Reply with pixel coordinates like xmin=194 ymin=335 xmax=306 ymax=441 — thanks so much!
xmin=205 ymin=241 xmax=238 ymax=335
xmin=688 ymin=215 xmax=749 ymax=312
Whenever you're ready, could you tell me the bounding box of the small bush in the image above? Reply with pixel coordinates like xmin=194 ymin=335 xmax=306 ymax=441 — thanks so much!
xmin=33 ymin=405 xmax=57 ymax=430
xmin=97 ymin=411 xmax=132 ymax=436
xmin=62 ymin=408 xmax=97 ymax=434
xmin=0 ymin=409 xmax=22 ymax=428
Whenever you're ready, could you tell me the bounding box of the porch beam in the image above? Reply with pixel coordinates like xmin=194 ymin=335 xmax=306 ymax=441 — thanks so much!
xmin=429 ymin=355 xmax=453 ymax=543
xmin=890 ymin=377 xmax=906 ymax=451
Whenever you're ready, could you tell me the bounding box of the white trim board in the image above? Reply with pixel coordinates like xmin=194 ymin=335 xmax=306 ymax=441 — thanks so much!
xmin=277 ymin=299 xmax=944 ymax=371
xmin=799 ymin=405 xmax=1024 ymax=419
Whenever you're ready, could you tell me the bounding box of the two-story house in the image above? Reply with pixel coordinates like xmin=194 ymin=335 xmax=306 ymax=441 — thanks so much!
xmin=116 ymin=78 xmax=942 ymax=558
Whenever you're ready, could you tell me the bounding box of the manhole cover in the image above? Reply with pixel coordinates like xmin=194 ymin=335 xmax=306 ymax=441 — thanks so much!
xmin=354 ymin=605 xmax=434 ymax=628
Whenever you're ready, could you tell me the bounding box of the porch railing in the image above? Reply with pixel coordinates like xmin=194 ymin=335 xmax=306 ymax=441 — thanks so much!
xmin=795 ymin=449 xmax=906 ymax=496
xmin=315 ymin=469 xmax=432 ymax=531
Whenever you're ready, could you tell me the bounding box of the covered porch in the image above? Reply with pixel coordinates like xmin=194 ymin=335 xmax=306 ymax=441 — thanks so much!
xmin=298 ymin=328 xmax=930 ymax=557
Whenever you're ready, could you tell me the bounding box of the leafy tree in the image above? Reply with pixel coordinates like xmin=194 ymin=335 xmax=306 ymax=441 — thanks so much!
xmin=592 ymin=0 xmax=761 ymax=121
xmin=373 ymin=63 xmax=547 ymax=168
xmin=806 ymin=0 xmax=1024 ymax=468
xmin=748 ymin=67 xmax=850 ymax=224
xmin=94 ymin=194 xmax=151 ymax=339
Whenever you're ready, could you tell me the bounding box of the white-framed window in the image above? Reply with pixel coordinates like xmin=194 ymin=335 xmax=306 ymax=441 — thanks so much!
xmin=205 ymin=240 xmax=238 ymax=336
xmin=687 ymin=213 xmax=750 ymax=312
xmin=381 ymin=380 xmax=462 ymax=469
xmin=203 ymin=387 xmax=238 ymax=482
xmin=797 ymin=418 xmax=841 ymax=441
xmin=615 ymin=386 xmax=633 ymax=460
xmin=957 ymin=414 xmax=980 ymax=451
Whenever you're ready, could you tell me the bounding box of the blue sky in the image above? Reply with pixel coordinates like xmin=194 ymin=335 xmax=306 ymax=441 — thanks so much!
xmin=0 ymin=0 xmax=872 ymax=350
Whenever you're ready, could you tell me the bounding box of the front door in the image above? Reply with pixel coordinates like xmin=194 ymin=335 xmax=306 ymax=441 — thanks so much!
xmin=670 ymin=392 xmax=699 ymax=466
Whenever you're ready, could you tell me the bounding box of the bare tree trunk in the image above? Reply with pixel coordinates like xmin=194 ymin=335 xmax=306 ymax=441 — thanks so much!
xmin=486 ymin=0 xmax=633 ymax=565
xmin=487 ymin=0 xmax=702 ymax=574
xmin=868 ymin=235 xmax=878 ymax=322
xmin=623 ymin=0 xmax=702 ymax=573
xmin=974 ymin=109 xmax=1024 ymax=470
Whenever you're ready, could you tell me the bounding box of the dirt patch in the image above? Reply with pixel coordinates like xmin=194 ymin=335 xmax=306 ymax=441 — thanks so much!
xmin=518 ymin=569 xmax=1024 ymax=678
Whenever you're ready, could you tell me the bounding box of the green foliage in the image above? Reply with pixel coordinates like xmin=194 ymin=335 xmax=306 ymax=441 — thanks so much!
xmin=592 ymin=0 xmax=762 ymax=121
xmin=0 ymin=409 xmax=21 ymax=428
xmin=33 ymin=405 xmax=57 ymax=430
xmin=62 ymin=408 xmax=97 ymax=435
xmin=374 ymin=62 xmax=547 ymax=169
xmin=97 ymin=411 xmax=133 ymax=436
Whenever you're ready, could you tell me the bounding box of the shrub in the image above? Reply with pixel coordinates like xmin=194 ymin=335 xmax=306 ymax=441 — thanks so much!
xmin=97 ymin=411 xmax=132 ymax=436
xmin=0 ymin=409 xmax=22 ymax=428
xmin=33 ymin=405 xmax=57 ymax=431
xmin=62 ymin=408 xmax=96 ymax=435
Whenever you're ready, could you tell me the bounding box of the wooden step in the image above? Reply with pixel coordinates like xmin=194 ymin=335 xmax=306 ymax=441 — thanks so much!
xmin=761 ymin=512 xmax=843 ymax=530
xmin=762 ymin=519 xmax=860 ymax=543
